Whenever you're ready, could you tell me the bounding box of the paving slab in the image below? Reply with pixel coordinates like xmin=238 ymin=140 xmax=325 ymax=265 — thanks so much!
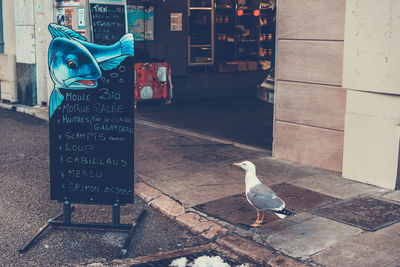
xmin=171 ymin=143 xmax=263 ymax=165
xmin=382 ymin=190 xmax=400 ymax=203
xmin=270 ymin=183 xmax=337 ymax=213
xmin=312 ymin=196 xmax=400 ymax=231
xmin=288 ymin=174 xmax=389 ymax=199
xmin=250 ymin=158 xmax=319 ymax=186
xmin=312 ymin=223 xmax=400 ymax=267
xmin=193 ymin=184 xmax=335 ymax=230
xmin=136 ymin=161 xmax=245 ymax=207
xmin=385 ymin=259 xmax=400 ymax=267
xmin=254 ymin=213 xmax=316 ymax=238
xmin=170 ymin=184 xmax=244 ymax=208
xmin=266 ymin=216 xmax=363 ymax=259
xmin=135 ymin=155 xmax=184 ymax=170
xmin=194 ymin=194 xmax=264 ymax=228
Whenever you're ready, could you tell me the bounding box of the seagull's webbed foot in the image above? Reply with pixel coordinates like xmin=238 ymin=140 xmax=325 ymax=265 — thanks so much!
xmin=250 ymin=210 xmax=264 ymax=227
xmin=250 ymin=221 xmax=262 ymax=227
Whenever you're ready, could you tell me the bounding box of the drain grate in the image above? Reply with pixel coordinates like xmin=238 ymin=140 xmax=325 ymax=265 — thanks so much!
xmin=193 ymin=183 xmax=337 ymax=229
xmin=312 ymin=196 xmax=400 ymax=231
xmin=134 ymin=250 xmax=239 ymax=267
xmin=270 ymin=183 xmax=337 ymax=213
xmin=194 ymin=193 xmax=269 ymax=228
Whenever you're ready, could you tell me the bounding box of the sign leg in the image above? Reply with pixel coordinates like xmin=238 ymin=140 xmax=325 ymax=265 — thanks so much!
xmin=63 ymin=201 xmax=71 ymax=224
xmin=112 ymin=203 xmax=120 ymax=225
xmin=18 ymin=207 xmax=74 ymax=254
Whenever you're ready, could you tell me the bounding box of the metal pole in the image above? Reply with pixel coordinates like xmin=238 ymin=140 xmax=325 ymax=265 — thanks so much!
xmin=112 ymin=203 xmax=120 ymax=225
xmin=63 ymin=201 xmax=71 ymax=224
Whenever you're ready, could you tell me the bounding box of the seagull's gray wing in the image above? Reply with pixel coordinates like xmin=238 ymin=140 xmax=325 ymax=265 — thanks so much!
xmin=247 ymin=183 xmax=285 ymax=211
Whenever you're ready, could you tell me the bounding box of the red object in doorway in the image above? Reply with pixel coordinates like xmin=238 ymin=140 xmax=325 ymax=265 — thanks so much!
xmin=134 ymin=62 xmax=172 ymax=100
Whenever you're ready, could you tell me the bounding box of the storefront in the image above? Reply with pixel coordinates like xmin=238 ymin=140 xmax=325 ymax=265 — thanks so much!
xmin=41 ymin=0 xmax=273 ymax=100
xmin=1 ymin=0 xmax=399 ymax=190
xmin=129 ymin=0 xmax=274 ymax=99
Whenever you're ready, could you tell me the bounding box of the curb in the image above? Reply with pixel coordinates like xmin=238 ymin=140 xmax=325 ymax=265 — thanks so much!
xmin=135 ymin=181 xmax=227 ymax=241
xmin=134 ymin=181 xmax=311 ymax=266
xmin=0 ymin=102 xmax=49 ymax=121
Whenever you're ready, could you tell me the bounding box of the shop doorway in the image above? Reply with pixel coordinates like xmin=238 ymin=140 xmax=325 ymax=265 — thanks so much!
xmin=135 ymin=0 xmax=276 ymax=151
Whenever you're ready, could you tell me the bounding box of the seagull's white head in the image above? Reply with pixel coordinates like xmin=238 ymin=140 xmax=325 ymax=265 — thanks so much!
xmin=232 ymin=160 xmax=256 ymax=173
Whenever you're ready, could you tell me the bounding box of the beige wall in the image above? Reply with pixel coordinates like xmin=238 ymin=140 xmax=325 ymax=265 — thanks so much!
xmin=343 ymin=90 xmax=400 ymax=189
xmin=343 ymin=0 xmax=400 ymax=95
xmin=35 ymin=0 xmax=55 ymax=105
xmin=0 ymin=0 xmax=17 ymax=102
xmin=342 ymin=0 xmax=400 ymax=189
xmin=273 ymin=0 xmax=346 ymax=172
xmin=1 ymin=0 xmax=54 ymax=104
xmin=15 ymin=0 xmax=36 ymax=64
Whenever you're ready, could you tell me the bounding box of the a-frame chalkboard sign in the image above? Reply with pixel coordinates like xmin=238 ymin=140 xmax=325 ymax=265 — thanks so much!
xmin=19 ymin=23 xmax=146 ymax=257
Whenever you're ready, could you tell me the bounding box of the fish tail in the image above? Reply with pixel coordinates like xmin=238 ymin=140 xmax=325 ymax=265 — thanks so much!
xmin=49 ymin=87 xmax=64 ymax=118
xmin=119 ymin=33 xmax=134 ymax=56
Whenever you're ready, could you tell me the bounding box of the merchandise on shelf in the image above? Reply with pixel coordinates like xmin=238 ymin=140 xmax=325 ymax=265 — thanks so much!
xmin=188 ymin=0 xmax=276 ymax=70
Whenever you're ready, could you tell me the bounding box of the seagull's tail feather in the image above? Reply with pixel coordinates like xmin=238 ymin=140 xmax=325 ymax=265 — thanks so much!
xmin=274 ymin=213 xmax=287 ymax=219
xmin=274 ymin=208 xmax=295 ymax=218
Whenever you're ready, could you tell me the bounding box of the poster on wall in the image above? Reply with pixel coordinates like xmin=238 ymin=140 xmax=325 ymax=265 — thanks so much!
xmin=78 ymin=7 xmax=85 ymax=29
xmin=57 ymin=0 xmax=80 ymax=7
xmin=127 ymin=5 xmax=154 ymax=41
xmin=65 ymin=8 xmax=73 ymax=28
xmin=170 ymin=13 xmax=182 ymax=31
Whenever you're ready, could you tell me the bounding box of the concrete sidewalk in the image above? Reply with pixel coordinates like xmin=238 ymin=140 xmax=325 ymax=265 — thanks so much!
xmin=4 ymin=102 xmax=400 ymax=267
xmin=133 ymin=119 xmax=400 ymax=267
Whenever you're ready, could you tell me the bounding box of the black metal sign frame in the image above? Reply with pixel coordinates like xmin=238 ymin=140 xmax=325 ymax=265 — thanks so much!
xmin=18 ymin=23 xmax=145 ymax=256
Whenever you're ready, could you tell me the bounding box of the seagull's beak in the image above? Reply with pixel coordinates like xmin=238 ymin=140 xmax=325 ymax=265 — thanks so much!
xmin=232 ymin=163 xmax=241 ymax=167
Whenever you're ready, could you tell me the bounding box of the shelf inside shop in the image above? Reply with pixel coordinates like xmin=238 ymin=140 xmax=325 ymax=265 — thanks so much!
xmin=215 ymin=0 xmax=234 ymax=9
xmin=239 ymin=39 xmax=257 ymax=42
xmin=190 ymin=0 xmax=277 ymax=70
xmin=215 ymin=7 xmax=235 ymax=10
xmin=190 ymin=0 xmax=212 ymax=8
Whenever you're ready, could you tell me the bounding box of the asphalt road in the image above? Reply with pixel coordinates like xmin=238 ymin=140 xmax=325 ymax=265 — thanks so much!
xmin=0 ymin=109 xmax=208 ymax=267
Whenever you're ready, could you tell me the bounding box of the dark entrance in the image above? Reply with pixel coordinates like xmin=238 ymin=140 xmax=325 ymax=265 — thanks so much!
xmin=135 ymin=95 xmax=273 ymax=150
xmin=132 ymin=0 xmax=276 ymax=151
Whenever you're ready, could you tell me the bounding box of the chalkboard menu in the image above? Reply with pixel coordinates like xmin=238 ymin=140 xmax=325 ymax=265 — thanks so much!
xmin=50 ymin=57 xmax=135 ymax=205
xmin=90 ymin=2 xmax=126 ymax=45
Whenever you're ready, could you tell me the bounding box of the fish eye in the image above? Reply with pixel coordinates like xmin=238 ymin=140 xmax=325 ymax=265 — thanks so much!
xmin=67 ymin=59 xmax=77 ymax=69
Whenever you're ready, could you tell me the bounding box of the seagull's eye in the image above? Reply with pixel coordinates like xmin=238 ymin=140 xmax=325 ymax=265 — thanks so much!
xmin=67 ymin=59 xmax=77 ymax=69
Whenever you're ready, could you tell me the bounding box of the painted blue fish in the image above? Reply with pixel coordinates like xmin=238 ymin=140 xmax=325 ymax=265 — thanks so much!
xmin=47 ymin=23 xmax=134 ymax=117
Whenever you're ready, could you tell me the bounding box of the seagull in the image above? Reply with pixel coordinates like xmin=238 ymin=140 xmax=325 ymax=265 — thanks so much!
xmin=232 ymin=160 xmax=294 ymax=227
